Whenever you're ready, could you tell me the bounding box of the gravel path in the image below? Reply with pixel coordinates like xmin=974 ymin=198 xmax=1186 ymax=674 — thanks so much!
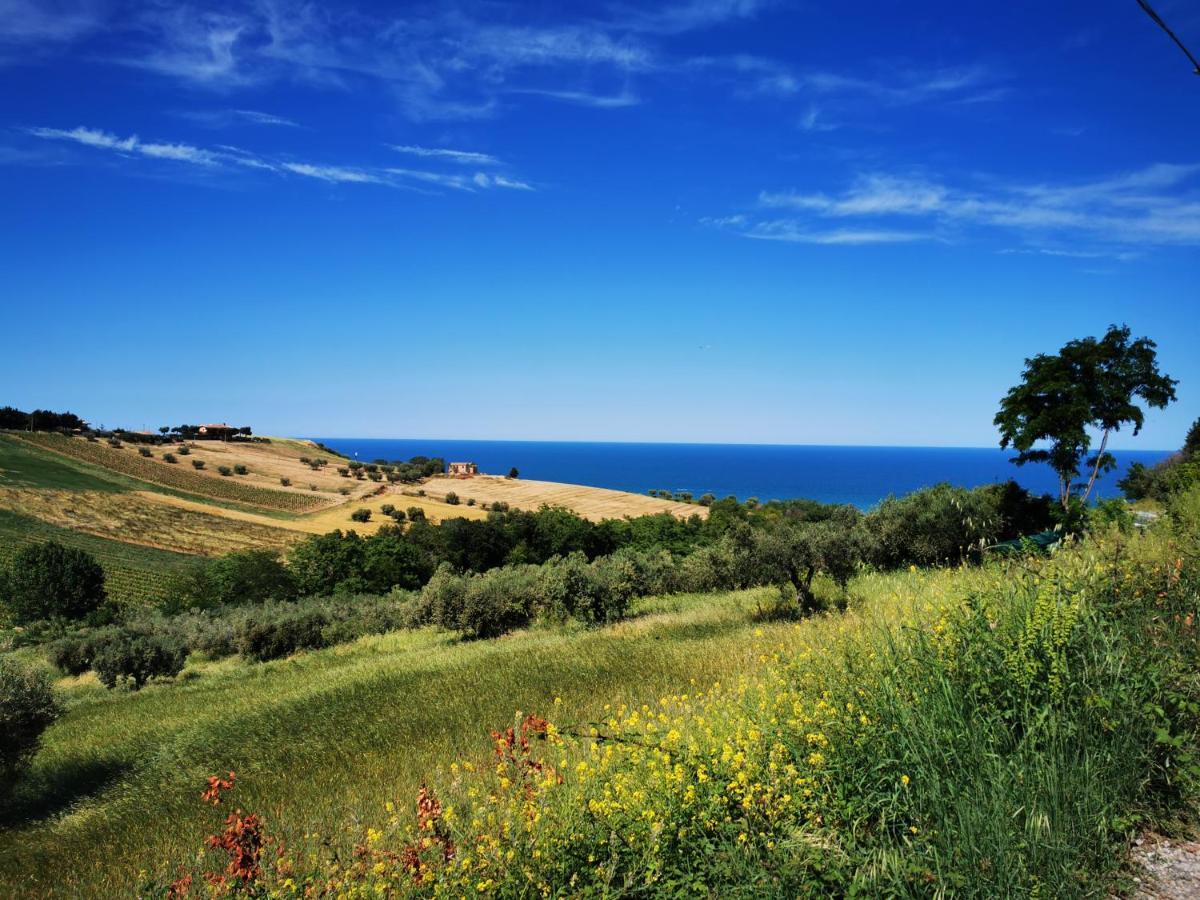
xmin=1129 ymin=835 xmax=1200 ymax=899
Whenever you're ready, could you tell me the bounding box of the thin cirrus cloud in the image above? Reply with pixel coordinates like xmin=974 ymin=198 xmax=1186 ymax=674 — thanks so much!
xmin=0 ymin=0 xmax=980 ymax=125
xmin=25 ymin=125 xmax=536 ymax=193
xmin=388 ymin=145 xmax=501 ymax=166
xmin=710 ymin=166 xmax=1200 ymax=250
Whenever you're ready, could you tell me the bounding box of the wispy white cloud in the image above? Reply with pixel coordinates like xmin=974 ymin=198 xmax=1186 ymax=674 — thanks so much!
xmin=234 ymin=109 xmax=298 ymax=126
xmin=24 ymin=123 xmax=537 ymax=195
xmin=389 ymin=145 xmax=501 ymax=166
xmin=799 ymin=104 xmax=838 ymax=132
xmin=177 ymin=108 xmax=300 ymax=128
xmin=714 ymin=164 xmax=1200 ymax=250
xmin=473 ymin=172 xmax=534 ymax=191
xmin=385 ymin=167 xmax=475 ymax=191
xmin=0 ymin=0 xmax=101 ymax=45
xmin=507 ymin=87 xmax=640 ymax=108
xmin=281 ymin=162 xmax=383 ymax=184
xmin=120 ymin=7 xmax=252 ymax=85
xmin=28 ymin=125 xmax=138 ymax=152
xmin=617 ymin=0 xmax=771 ymax=35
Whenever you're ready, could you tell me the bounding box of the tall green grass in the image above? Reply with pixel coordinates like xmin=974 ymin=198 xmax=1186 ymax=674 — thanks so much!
xmin=0 ymin=588 xmax=801 ymax=897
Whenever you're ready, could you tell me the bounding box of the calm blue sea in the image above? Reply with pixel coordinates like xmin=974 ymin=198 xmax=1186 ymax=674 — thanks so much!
xmin=313 ymin=439 xmax=1171 ymax=510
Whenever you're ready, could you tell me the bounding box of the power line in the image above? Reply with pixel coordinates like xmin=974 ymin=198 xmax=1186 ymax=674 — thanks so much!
xmin=1136 ymin=0 xmax=1200 ymax=75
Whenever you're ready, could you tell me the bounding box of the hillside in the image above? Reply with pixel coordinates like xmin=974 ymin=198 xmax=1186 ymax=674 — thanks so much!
xmin=420 ymin=472 xmax=705 ymax=522
xmin=0 ymin=433 xmax=704 ymax=604
xmin=0 ymin=588 xmax=780 ymax=897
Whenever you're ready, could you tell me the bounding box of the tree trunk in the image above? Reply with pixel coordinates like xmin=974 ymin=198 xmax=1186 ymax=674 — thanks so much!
xmin=1081 ymin=428 xmax=1110 ymax=506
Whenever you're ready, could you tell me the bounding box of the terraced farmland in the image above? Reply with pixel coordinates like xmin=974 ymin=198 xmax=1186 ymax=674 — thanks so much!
xmin=17 ymin=433 xmax=336 ymax=514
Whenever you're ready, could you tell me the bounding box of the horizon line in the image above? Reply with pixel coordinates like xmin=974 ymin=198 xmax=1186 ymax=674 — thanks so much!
xmin=307 ymin=436 xmax=1174 ymax=453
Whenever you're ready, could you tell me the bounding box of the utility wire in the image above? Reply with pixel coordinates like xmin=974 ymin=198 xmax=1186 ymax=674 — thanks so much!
xmin=1136 ymin=0 xmax=1200 ymax=75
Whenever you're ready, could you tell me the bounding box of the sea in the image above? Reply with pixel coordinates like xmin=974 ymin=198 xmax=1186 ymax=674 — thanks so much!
xmin=312 ymin=439 xmax=1172 ymax=510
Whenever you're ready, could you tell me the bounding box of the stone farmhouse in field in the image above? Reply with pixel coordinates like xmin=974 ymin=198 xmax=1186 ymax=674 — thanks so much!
xmin=448 ymin=461 xmax=478 ymax=477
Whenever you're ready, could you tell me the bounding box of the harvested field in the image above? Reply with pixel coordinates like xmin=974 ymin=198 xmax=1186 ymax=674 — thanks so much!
xmin=415 ymin=474 xmax=706 ymax=521
xmin=17 ymin=433 xmax=342 ymax=514
xmin=0 ymin=488 xmax=299 ymax=556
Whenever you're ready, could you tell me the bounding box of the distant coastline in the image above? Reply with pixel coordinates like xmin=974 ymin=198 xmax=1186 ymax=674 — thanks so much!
xmin=315 ymin=438 xmax=1172 ymax=509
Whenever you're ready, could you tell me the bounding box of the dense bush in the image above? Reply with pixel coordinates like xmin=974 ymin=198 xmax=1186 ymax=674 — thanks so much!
xmin=177 ymin=445 xmax=190 ymax=455
xmin=445 ymin=492 xmax=459 ymax=505
xmin=0 ymin=657 xmax=61 ymax=792
xmin=864 ymin=482 xmax=1000 ymax=569
xmin=138 ymin=446 xmax=152 ymax=458
xmin=350 ymin=508 xmax=372 ymax=523
xmin=234 ymin=464 xmax=248 ymax=475
xmin=2 ymin=541 xmax=107 ymax=624
xmin=47 ymin=630 xmax=104 ymax=675
xmin=280 ymin=476 xmax=291 ymax=486
xmin=163 ymin=452 xmax=177 ymax=464
xmin=217 ymin=465 xmax=233 ymax=477
xmin=165 ymin=550 xmax=297 ymax=612
xmin=92 ymin=627 xmax=187 ymax=689
xmin=380 ymin=504 xmax=395 ymax=516
xmin=192 ymin=459 xmax=205 ymax=469
xmin=235 ymin=608 xmax=330 ymax=661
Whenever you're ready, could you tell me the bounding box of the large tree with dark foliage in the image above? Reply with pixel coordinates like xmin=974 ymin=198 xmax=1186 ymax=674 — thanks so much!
xmin=2 ymin=542 xmax=107 ymax=624
xmin=995 ymin=325 xmax=1176 ymax=511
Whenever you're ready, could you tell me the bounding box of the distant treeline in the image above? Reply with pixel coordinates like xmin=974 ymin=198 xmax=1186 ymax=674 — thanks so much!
xmin=1120 ymin=416 xmax=1200 ymax=502
xmin=0 ymin=405 xmax=86 ymax=432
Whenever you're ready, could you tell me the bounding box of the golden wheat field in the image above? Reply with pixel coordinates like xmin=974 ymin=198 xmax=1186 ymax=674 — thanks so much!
xmin=416 ymin=473 xmax=706 ymax=521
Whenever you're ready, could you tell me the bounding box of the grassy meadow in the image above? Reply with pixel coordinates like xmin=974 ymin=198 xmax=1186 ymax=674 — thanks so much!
xmin=5 ymin=525 xmax=1195 ymax=897
xmin=0 ymin=585 xmax=799 ymax=897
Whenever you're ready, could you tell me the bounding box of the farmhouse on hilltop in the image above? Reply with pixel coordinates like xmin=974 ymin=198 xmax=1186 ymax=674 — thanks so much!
xmin=448 ymin=461 xmax=478 ymax=477
xmin=198 ymin=423 xmax=239 ymax=440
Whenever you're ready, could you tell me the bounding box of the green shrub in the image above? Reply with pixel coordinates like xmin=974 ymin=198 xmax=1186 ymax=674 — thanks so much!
xmin=380 ymin=504 xmax=396 ymax=516
xmin=207 ymin=549 xmax=297 ymax=606
xmin=445 ymin=492 xmax=460 ymax=506
xmin=865 ymin=482 xmax=999 ymax=568
xmin=233 ymin=464 xmax=248 ymax=475
xmin=0 ymin=658 xmax=61 ymax=793
xmin=280 ymin=476 xmax=291 ymax=486
xmin=458 ymin=567 xmax=538 ymax=639
xmin=92 ymin=628 xmax=187 ymax=690
xmin=235 ymin=609 xmax=330 ymax=662
xmin=138 ymin=446 xmax=153 ymax=458
xmin=2 ymin=541 xmax=107 ymax=624
xmin=466 ymin=497 xmax=476 ymax=506
xmin=217 ymin=465 xmax=233 ymax=477
xmin=407 ymin=507 xmax=426 ymax=522
xmin=351 ymin=508 xmax=372 ymax=523
xmin=47 ymin=632 xmax=100 ymax=675
xmin=177 ymin=445 xmax=190 ymax=455
xmin=191 ymin=459 xmax=205 ymax=470
xmin=389 ymin=508 xmax=407 ymax=522
xmin=339 ymin=486 xmax=351 ymax=496
xmin=163 ymin=452 xmax=177 ymax=464
xmin=338 ymin=467 xmax=350 ymax=477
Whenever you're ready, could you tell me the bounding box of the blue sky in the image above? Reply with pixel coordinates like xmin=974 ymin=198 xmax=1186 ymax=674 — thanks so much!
xmin=1 ymin=0 xmax=1197 ymax=448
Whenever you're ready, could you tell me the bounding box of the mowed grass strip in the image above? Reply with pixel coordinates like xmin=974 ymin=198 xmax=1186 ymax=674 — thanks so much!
xmin=0 ymin=586 xmax=830 ymax=898
xmin=0 ymin=509 xmax=195 ymax=607
xmin=16 ymin=434 xmax=332 ymax=514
